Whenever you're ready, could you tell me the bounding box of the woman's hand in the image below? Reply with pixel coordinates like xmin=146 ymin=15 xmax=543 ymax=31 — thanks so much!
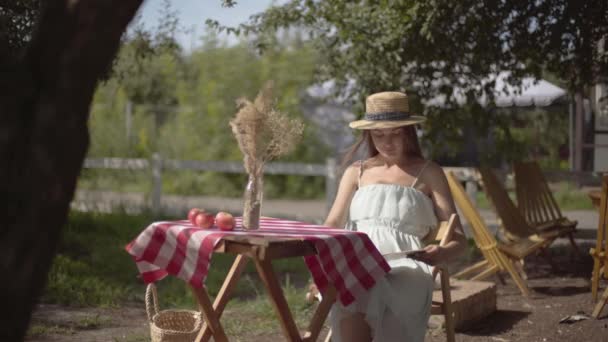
xmin=411 ymin=244 xmax=444 ymax=266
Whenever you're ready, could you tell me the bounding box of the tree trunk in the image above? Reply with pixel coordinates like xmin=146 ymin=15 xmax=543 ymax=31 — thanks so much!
xmin=0 ymin=1 xmax=143 ymax=340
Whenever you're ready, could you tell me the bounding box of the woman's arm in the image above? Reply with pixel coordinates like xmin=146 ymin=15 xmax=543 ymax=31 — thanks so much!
xmin=323 ymin=164 xmax=359 ymax=228
xmin=414 ymin=162 xmax=467 ymax=265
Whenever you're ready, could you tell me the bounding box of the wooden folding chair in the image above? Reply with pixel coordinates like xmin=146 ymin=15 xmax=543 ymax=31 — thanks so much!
xmin=479 ymin=167 xmax=566 ymax=248
xmin=446 ymin=171 xmax=548 ymax=297
xmin=590 ymin=175 xmax=608 ymax=318
xmin=513 ymin=161 xmax=580 ymax=254
xmin=316 ymin=214 xmax=459 ymax=342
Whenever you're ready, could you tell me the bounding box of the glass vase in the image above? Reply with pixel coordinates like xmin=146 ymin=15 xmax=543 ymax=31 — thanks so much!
xmin=242 ymin=173 xmax=263 ymax=230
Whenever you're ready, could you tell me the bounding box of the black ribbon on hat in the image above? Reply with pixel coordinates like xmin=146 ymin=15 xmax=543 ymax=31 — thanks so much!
xmin=364 ymin=112 xmax=411 ymax=121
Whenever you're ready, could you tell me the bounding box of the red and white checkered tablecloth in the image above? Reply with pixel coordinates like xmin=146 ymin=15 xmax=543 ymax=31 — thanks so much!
xmin=125 ymin=217 xmax=390 ymax=306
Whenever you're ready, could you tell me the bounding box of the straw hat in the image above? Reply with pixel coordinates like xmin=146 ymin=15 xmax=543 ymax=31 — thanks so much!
xmin=349 ymin=91 xmax=426 ymax=129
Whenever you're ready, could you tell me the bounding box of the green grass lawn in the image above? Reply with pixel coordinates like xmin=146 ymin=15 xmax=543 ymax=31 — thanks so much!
xmin=44 ymin=210 xmax=310 ymax=310
xmin=49 ymin=177 xmax=594 ymax=306
xmin=40 ymin=188 xmax=592 ymax=338
xmin=37 ymin=210 xmax=322 ymax=340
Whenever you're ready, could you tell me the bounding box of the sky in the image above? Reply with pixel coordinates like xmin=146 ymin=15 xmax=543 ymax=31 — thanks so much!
xmin=137 ymin=0 xmax=279 ymax=51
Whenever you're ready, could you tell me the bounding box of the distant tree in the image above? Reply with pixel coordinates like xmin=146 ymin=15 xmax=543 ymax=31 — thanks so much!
xmin=110 ymin=0 xmax=184 ymax=154
xmin=215 ymin=0 xmax=608 ymax=164
xmin=89 ymin=31 xmax=329 ymax=198
xmin=411 ymin=0 xmax=608 ymax=168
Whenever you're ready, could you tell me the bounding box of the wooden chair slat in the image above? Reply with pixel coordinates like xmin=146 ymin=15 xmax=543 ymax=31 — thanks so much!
xmin=479 ymin=168 xmax=539 ymax=239
xmin=512 ymin=162 xmax=580 ymax=256
xmin=446 ymin=171 xmax=534 ymax=297
xmin=480 ymin=166 xmax=582 ymax=259
xmin=513 ymin=161 xmax=579 ymax=229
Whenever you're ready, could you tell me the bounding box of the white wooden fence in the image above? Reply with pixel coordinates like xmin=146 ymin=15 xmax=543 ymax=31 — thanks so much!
xmin=82 ymin=154 xmax=481 ymax=213
xmin=83 ymin=154 xmax=340 ymax=213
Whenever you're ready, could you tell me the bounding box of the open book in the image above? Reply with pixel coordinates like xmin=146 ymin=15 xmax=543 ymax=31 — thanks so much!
xmin=382 ymin=249 xmax=425 ymax=261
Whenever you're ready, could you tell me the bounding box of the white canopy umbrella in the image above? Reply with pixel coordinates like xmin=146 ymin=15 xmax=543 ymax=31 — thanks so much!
xmin=423 ymin=71 xmax=567 ymax=108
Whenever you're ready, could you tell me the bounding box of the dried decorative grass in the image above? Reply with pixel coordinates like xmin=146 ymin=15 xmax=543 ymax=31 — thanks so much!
xmin=230 ymin=81 xmax=304 ymax=229
xmin=230 ymin=81 xmax=304 ymax=177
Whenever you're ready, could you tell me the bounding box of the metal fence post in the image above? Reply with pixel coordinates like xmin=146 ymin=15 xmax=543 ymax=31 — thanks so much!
xmin=325 ymin=157 xmax=338 ymax=213
xmin=152 ymin=153 xmax=162 ymax=213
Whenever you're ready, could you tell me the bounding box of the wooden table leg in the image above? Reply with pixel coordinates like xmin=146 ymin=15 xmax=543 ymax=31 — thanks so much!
xmin=302 ymin=285 xmax=336 ymax=342
xmin=194 ymin=254 xmax=249 ymax=342
xmin=191 ymin=285 xmax=228 ymax=342
xmin=254 ymin=258 xmax=303 ymax=342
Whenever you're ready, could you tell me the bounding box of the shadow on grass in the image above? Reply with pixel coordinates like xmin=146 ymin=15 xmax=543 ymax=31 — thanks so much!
xmin=460 ymin=310 xmax=530 ymax=335
xmin=524 ymin=261 xmax=593 ymax=280
xmin=521 ymin=242 xmax=595 ymax=281
xmin=532 ymin=285 xmax=590 ymax=297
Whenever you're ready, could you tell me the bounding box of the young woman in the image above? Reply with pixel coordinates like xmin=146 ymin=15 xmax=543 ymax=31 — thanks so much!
xmin=325 ymin=91 xmax=466 ymax=342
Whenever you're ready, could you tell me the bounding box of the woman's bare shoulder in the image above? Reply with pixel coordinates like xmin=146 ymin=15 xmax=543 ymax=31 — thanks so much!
xmin=421 ymin=160 xmax=446 ymax=180
xmin=342 ymin=161 xmax=361 ymax=185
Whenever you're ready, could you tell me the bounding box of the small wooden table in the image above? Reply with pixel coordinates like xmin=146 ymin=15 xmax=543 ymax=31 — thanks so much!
xmin=126 ymin=217 xmax=390 ymax=342
xmin=191 ymin=235 xmax=336 ymax=342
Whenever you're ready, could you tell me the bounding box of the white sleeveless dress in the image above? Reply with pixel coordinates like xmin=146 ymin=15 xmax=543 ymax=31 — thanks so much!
xmin=329 ymin=177 xmax=438 ymax=341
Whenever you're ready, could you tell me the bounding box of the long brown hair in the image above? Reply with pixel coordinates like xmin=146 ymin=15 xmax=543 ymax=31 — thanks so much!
xmin=341 ymin=126 xmax=423 ymax=170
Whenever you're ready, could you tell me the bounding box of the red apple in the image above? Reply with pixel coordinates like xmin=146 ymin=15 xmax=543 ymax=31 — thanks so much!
xmin=194 ymin=212 xmax=215 ymax=229
xmin=215 ymin=212 xmax=235 ymax=231
xmin=188 ymin=208 xmax=204 ymax=223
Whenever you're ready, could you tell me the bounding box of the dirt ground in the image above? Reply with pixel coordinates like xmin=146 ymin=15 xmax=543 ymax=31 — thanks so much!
xmin=26 ymin=240 xmax=608 ymax=342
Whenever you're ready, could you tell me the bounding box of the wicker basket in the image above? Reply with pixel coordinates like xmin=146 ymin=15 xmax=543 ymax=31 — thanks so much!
xmin=146 ymin=283 xmax=203 ymax=342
